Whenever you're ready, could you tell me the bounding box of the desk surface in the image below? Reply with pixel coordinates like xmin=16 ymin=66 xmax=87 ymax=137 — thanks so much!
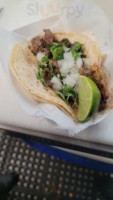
xmin=0 ymin=0 xmax=113 ymax=146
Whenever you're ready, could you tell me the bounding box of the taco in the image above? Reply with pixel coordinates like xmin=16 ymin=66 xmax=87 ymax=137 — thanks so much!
xmin=10 ymin=29 xmax=109 ymax=122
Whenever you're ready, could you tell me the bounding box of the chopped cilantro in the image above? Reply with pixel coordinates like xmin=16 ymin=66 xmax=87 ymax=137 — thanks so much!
xmin=41 ymin=56 xmax=49 ymax=63
xmin=71 ymin=42 xmax=82 ymax=52
xmin=62 ymin=85 xmax=78 ymax=101
xmin=56 ymin=91 xmax=65 ymax=100
xmin=36 ymin=68 xmax=47 ymax=86
xmin=39 ymin=64 xmax=46 ymax=69
xmin=62 ymin=42 xmax=67 ymax=47
xmin=41 ymin=79 xmax=47 ymax=86
xmin=56 ymin=84 xmax=78 ymax=105
xmin=72 ymin=52 xmax=83 ymax=61
xmin=70 ymin=42 xmax=85 ymax=61
xmin=49 ymin=43 xmax=64 ymax=60
xmin=49 ymin=42 xmax=59 ymax=52
xmin=49 ymin=62 xmax=54 ymax=77
xmin=53 ymin=47 xmax=64 ymax=60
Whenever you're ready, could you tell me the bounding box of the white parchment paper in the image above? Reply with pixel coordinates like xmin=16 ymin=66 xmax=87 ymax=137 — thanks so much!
xmin=0 ymin=0 xmax=113 ymax=135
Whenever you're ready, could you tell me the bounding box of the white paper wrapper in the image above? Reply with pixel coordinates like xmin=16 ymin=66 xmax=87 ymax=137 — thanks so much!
xmin=0 ymin=0 xmax=113 ymax=135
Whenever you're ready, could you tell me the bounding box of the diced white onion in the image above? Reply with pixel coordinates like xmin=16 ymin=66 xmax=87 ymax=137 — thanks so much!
xmin=58 ymin=52 xmax=75 ymax=76
xmin=51 ymin=76 xmax=62 ymax=90
xmin=70 ymin=67 xmax=78 ymax=74
xmin=36 ymin=52 xmax=45 ymax=62
xmin=63 ymin=73 xmax=79 ymax=87
xmin=63 ymin=46 xmax=70 ymax=52
xmin=75 ymin=58 xmax=83 ymax=69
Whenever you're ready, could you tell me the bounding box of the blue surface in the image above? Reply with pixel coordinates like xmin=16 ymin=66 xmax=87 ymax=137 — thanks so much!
xmin=23 ymin=139 xmax=113 ymax=173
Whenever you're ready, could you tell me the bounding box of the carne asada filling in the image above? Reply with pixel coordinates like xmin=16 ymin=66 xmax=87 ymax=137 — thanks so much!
xmin=31 ymin=29 xmax=108 ymax=110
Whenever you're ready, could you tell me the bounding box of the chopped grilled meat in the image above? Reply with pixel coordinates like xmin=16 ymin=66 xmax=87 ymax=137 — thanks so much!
xmin=46 ymin=79 xmax=52 ymax=87
xmin=31 ymin=36 xmax=46 ymax=54
xmin=44 ymin=48 xmax=52 ymax=58
xmin=43 ymin=29 xmax=55 ymax=46
xmin=79 ymin=65 xmax=109 ymax=111
xmin=44 ymin=67 xmax=52 ymax=87
xmin=31 ymin=38 xmax=52 ymax=57
xmin=31 ymin=29 xmax=55 ymax=56
xmin=45 ymin=73 xmax=52 ymax=87
xmin=59 ymin=38 xmax=72 ymax=48
xmin=50 ymin=60 xmax=60 ymax=75
xmin=50 ymin=60 xmax=58 ymax=68
xmin=54 ymin=68 xmax=60 ymax=75
xmin=44 ymin=68 xmax=50 ymax=73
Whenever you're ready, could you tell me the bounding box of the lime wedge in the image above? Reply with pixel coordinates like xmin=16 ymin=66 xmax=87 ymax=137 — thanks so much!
xmin=78 ymin=75 xmax=101 ymax=122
